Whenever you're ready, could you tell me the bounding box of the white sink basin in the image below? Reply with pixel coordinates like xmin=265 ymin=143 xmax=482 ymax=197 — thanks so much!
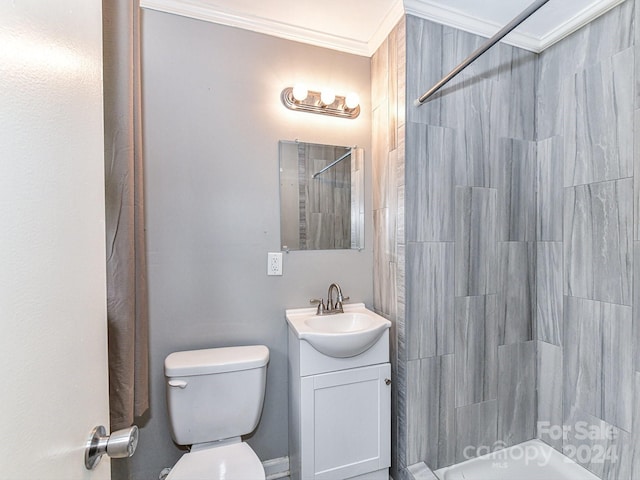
xmin=286 ymin=303 xmax=391 ymax=358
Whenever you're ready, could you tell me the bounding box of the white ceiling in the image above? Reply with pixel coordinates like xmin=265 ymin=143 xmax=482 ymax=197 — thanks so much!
xmin=141 ymin=0 xmax=627 ymax=56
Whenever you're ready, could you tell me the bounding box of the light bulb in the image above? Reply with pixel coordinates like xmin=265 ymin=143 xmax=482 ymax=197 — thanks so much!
xmin=345 ymin=92 xmax=360 ymax=109
xmin=292 ymin=84 xmax=308 ymax=102
xmin=320 ymin=89 xmax=335 ymax=105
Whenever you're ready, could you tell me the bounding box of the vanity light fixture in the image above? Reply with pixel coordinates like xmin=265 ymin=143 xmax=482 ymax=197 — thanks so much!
xmin=281 ymin=84 xmax=360 ymax=119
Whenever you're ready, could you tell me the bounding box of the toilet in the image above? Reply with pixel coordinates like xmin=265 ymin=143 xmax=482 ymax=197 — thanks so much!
xmin=164 ymin=345 xmax=270 ymax=480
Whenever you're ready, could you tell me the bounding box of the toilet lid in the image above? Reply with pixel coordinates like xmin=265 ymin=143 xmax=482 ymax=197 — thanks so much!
xmin=166 ymin=442 xmax=265 ymax=480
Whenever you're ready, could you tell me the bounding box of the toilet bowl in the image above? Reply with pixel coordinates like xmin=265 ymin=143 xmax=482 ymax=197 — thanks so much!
xmin=166 ymin=442 xmax=264 ymax=480
xmin=164 ymin=345 xmax=269 ymax=480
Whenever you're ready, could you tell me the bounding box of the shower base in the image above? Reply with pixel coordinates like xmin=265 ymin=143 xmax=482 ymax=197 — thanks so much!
xmin=434 ymin=439 xmax=600 ymax=479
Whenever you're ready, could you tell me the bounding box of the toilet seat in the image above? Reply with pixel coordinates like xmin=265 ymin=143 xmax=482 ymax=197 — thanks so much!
xmin=166 ymin=442 xmax=265 ymax=480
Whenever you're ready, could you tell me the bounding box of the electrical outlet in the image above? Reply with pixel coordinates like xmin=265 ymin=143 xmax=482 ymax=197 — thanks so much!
xmin=267 ymin=252 xmax=283 ymax=276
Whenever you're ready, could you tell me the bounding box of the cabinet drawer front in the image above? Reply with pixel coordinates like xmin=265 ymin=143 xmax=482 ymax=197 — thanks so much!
xmin=301 ymin=363 xmax=391 ymax=480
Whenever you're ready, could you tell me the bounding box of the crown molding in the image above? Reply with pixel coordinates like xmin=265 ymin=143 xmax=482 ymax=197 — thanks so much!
xmin=140 ymin=0 xmax=371 ymax=56
xmin=367 ymin=0 xmax=406 ymax=56
xmin=403 ymin=0 xmax=540 ymax=51
xmin=536 ymin=0 xmax=627 ymax=50
xmin=404 ymin=0 xmax=627 ymax=53
xmin=141 ymin=0 xmax=629 ymax=56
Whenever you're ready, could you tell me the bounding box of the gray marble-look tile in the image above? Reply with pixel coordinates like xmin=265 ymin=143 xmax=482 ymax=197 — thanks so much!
xmin=405 ymin=15 xmax=444 ymax=127
xmin=406 ymin=355 xmax=455 ymax=470
xmin=441 ymin=24 xmax=503 ymax=83
xmin=564 ymin=296 xmax=603 ymax=421
xmin=373 ymin=208 xmax=392 ymax=317
xmin=537 ymin=341 xmax=563 ymax=451
xmin=455 ymin=400 xmax=498 ymax=463
xmin=542 ymin=0 xmax=633 ymax=86
xmin=563 ymin=48 xmax=633 ymax=187
xmin=564 ymin=178 xmax=632 ymax=306
xmin=492 ymin=138 xmax=536 ymax=241
xmin=497 ymin=242 xmax=534 ymax=345
xmin=455 ymin=187 xmax=498 ymax=296
xmin=563 ymin=408 xmax=632 ymax=480
xmin=494 ymin=47 xmax=537 ymax=142
xmin=397 ymin=183 xmax=405 ymax=248
xmin=580 ymin=0 xmax=633 ymax=73
xmin=601 ymin=301 xmax=633 ymax=432
xmin=397 ymin=346 xmax=408 ymax=471
xmin=497 ymin=341 xmax=536 ymax=447
xmin=537 ymin=0 xmax=633 ymax=140
xmin=387 ymin=148 xmax=399 ymax=261
xmin=409 ymin=21 xmax=502 ymax=187
xmin=372 ymin=103 xmax=389 ymax=212
xmin=635 ymin=242 xmax=640 ymax=372
xmin=455 ymin=187 xmax=498 ymax=289
xmin=455 ymin=295 xmax=498 ymax=407
xmin=564 ymin=296 xmax=633 ymax=432
xmin=389 ymin=260 xmax=398 ymax=327
xmin=397 ymin=242 xmax=406 ymax=325
xmin=536 ymin=136 xmax=563 ymax=242
xmin=632 ymin=372 xmax=640 ymax=478
xmin=635 ymin=110 xmax=640 ymax=241
xmin=385 ymin=27 xmax=398 ymax=154
xmin=406 ymin=242 xmax=454 ymax=359
xmin=536 ymin=46 xmax=568 ymax=140
xmin=636 ymin=43 xmax=640 ymax=111
xmin=397 ymin=118 xmax=406 ymax=190
xmin=371 ymin=34 xmax=388 ymax=110
xmin=396 ymin=18 xmax=406 ymax=129
xmin=441 ymin=76 xmax=498 ymax=188
xmin=536 ymin=242 xmax=563 ymax=346
xmin=406 ymin=123 xmax=456 ymax=242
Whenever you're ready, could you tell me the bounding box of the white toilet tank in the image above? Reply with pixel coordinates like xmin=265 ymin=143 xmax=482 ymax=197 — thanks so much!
xmin=165 ymin=345 xmax=269 ymax=446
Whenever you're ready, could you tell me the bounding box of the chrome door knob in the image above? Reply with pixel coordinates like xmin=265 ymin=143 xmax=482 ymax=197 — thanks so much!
xmin=84 ymin=425 xmax=139 ymax=469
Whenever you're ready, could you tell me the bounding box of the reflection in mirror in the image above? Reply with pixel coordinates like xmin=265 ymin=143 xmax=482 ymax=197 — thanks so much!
xmin=279 ymin=140 xmax=364 ymax=251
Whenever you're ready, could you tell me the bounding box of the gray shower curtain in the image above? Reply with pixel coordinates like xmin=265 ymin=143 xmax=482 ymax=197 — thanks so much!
xmin=103 ymin=0 xmax=149 ymax=431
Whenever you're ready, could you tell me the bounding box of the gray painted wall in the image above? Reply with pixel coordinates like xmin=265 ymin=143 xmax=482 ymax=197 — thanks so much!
xmin=122 ymin=9 xmax=372 ymax=479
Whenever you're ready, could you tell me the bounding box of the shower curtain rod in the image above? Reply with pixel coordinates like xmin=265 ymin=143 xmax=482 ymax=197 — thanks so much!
xmin=312 ymin=150 xmax=352 ymax=178
xmin=416 ymin=0 xmax=551 ymax=105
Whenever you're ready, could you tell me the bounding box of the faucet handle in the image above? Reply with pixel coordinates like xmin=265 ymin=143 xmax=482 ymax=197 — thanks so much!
xmin=310 ymin=298 xmax=326 ymax=315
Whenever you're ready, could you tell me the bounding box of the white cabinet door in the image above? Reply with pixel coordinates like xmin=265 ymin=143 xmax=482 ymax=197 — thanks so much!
xmin=301 ymin=364 xmax=391 ymax=480
xmin=0 ymin=0 xmax=111 ymax=478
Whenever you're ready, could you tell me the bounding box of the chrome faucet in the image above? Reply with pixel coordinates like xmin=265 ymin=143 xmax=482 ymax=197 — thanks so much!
xmin=310 ymin=283 xmax=349 ymax=315
xmin=327 ymin=283 xmax=342 ymax=311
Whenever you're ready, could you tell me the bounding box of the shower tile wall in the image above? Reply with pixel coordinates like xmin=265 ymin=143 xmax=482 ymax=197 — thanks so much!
xmin=536 ymin=1 xmax=637 ymax=478
xmin=403 ymin=14 xmax=538 ymax=472
xmin=374 ymin=2 xmax=640 ymax=479
xmin=373 ymin=14 xmax=538 ymax=476
xmin=371 ymin=19 xmax=406 ymax=478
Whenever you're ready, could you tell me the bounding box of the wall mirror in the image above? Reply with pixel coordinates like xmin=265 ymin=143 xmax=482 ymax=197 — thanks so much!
xmin=279 ymin=140 xmax=364 ymax=251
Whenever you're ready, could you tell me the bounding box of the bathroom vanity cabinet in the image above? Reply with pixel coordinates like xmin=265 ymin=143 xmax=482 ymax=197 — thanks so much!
xmin=287 ymin=307 xmax=391 ymax=480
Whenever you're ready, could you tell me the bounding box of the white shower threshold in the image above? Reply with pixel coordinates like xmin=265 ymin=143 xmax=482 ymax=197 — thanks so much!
xmin=434 ymin=439 xmax=600 ymax=479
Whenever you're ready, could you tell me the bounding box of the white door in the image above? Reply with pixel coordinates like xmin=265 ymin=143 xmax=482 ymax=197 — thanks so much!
xmin=0 ymin=1 xmax=111 ymax=479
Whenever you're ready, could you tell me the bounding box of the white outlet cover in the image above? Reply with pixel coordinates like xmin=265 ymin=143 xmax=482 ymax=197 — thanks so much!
xmin=267 ymin=252 xmax=283 ymax=276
